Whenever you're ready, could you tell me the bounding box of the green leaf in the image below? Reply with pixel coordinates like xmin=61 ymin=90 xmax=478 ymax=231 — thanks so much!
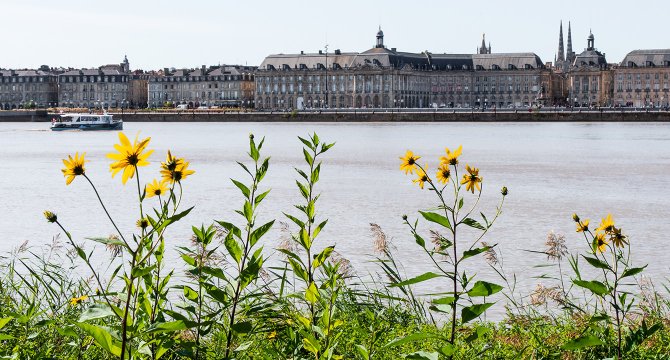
xmin=384 ymin=332 xmax=440 ymax=348
xmin=78 ymin=304 xmax=115 ymax=322
xmin=303 ymin=336 xmax=320 ymax=355
xmin=288 ymin=257 xmax=309 ymax=283
xmin=76 ymin=323 xmax=122 ymax=357
xmin=86 ymin=236 xmax=128 ymax=249
xmin=573 ymin=280 xmax=609 ymax=296
xmin=432 ymin=296 xmax=456 ymax=305
xmin=283 ymin=213 xmax=305 ymax=228
xmin=250 ymin=220 xmax=275 ymax=247
xmin=216 ymin=220 xmax=242 ymax=239
xmin=305 ymin=282 xmax=319 ymax=304
xmin=582 ymin=255 xmax=610 ymax=270
xmin=313 ymin=246 xmax=335 ymax=269
xmin=243 ymin=200 xmax=253 ymax=222
xmin=392 ymin=272 xmax=442 ymax=287
xmin=419 ymin=211 xmax=452 ymax=230
xmin=621 ymin=265 xmax=647 ymax=279
xmin=414 ymin=234 xmax=426 ymax=248
xmin=461 ymin=303 xmax=494 ymax=323
xmin=461 ymin=217 xmax=486 ymax=230
xmin=298 ymin=136 xmax=314 ymax=150
xmin=0 ymin=334 xmax=14 ymax=340
xmin=181 ymin=253 xmax=196 ymax=267
xmin=224 ymin=232 xmax=242 ymax=264
xmin=0 ymin=317 xmax=13 ymax=330
xmin=146 ymin=320 xmax=189 ymax=334
xmin=562 ymin=335 xmax=605 ymax=350
xmin=303 ymin=148 xmax=314 ymax=166
xmin=405 ymin=351 xmax=439 ymax=360
xmin=461 ymin=246 xmax=492 ymax=261
xmin=467 ymin=281 xmax=503 ymax=297
xmin=438 ymin=343 xmax=455 ymax=356
xmin=131 ymin=264 xmax=156 ymax=278
xmin=312 ymin=219 xmax=328 ymax=240
xmin=235 ymin=341 xmax=253 ymax=352
xmin=183 ymin=285 xmax=199 ymax=301
xmin=240 ymin=251 xmax=263 ymax=289
xmin=232 ymin=321 xmax=253 ymax=334
xmin=355 ymin=344 xmax=370 ymax=360
xmin=255 ymin=189 xmax=271 ymax=204
xmin=231 ymin=179 xmax=250 ymax=198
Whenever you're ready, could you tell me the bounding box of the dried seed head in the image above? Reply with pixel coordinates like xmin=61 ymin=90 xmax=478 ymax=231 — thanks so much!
xmin=481 ymin=241 xmax=499 ymax=266
xmin=105 ymin=235 xmax=123 ymax=257
xmin=331 ymin=251 xmax=355 ymax=279
xmin=545 ymin=231 xmax=568 ymax=261
xmin=370 ymin=223 xmax=389 ymax=254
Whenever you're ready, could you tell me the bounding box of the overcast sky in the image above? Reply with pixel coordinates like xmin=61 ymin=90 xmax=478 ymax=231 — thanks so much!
xmin=3 ymin=0 xmax=668 ymax=71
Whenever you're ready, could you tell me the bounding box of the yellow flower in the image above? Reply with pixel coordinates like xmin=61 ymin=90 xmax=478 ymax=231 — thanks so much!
xmin=43 ymin=210 xmax=57 ymax=223
xmin=440 ymin=145 xmax=463 ymax=166
xmin=412 ymin=165 xmax=429 ymax=189
xmin=107 ymin=132 xmax=153 ymax=184
xmin=399 ymin=150 xmax=421 ymax=174
xmin=609 ymin=227 xmax=628 ymax=248
xmin=61 ymin=152 xmax=87 ymax=185
xmin=593 ymin=232 xmax=608 ymax=253
xmin=136 ymin=218 xmax=149 ymax=229
xmin=69 ymin=295 xmax=88 ymax=306
xmin=436 ymin=164 xmax=451 ymax=184
xmin=596 ymin=213 xmax=616 ymax=234
xmin=460 ymin=164 xmax=482 ymax=193
xmin=576 ymin=219 xmax=589 ymax=233
xmin=146 ymin=179 xmax=168 ymax=198
xmin=160 ymin=151 xmax=195 ymax=183
xmin=267 ymin=331 xmax=277 ymax=340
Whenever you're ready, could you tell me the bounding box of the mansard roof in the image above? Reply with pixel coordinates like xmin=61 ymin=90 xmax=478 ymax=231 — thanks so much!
xmin=260 ymin=47 xmax=544 ymax=72
xmin=59 ymin=69 xmax=124 ymax=76
xmin=573 ymin=49 xmax=607 ymax=68
xmin=620 ymin=49 xmax=670 ymax=67
xmin=472 ymin=53 xmax=545 ymax=70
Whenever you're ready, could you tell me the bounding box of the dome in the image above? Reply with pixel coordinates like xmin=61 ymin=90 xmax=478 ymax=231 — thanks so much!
xmin=587 ymin=32 xmax=594 ymax=41
xmin=377 ymin=29 xmax=384 ymax=37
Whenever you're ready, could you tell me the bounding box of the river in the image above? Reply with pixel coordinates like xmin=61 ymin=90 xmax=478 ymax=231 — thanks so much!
xmin=2 ymin=121 xmax=669 ymax=312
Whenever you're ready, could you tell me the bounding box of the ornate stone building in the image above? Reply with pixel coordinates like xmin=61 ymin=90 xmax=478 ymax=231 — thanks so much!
xmin=612 ymin=49 xmax=670 ymax=107
xmin=147 ymin=65 xmax=256 ymax=108
xmin=566 ymin=31 xmax=612 ymax=107
xmin=57 ymin=56 xmax=131 ymax=108
xmin=0 ymin=68 xmax=58 ymax=110
xmin=255 ymin=29 xmax=557 ymax=110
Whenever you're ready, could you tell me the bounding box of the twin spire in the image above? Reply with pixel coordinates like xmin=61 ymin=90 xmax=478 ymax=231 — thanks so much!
xmin=557 ymin=21 xmax=575 ymax=65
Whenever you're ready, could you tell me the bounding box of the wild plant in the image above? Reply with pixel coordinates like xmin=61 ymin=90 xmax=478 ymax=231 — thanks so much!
xmin=45 ymin=132 xmax=195 ymax=359
xmin=564 ymin=213 xmax=661 ymax=359
xmin=386 ymin=146 xmax=507 ymax=358
xmin=279 ymin=133 xmax=343 ymax=359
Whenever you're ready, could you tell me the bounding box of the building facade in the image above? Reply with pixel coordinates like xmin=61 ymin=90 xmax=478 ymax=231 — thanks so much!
xmin=0 ymin=68 xmax=58 ymax=110
xmin=255 ymin=30 xmax=557 ymax=110
xmin=57 ymin=56 xmax=131 ymax=109
xmin=566 ymin=32 xmax=612 ymax=107
xmin=147 ymin=65 xmax=256 ymax=108
xmin=612 ymin=50 xmax=670 ymax=107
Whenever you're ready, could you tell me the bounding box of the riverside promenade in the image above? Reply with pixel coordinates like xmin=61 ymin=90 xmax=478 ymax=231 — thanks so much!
xmin=2 ymin=109 xmax=670 ymax=122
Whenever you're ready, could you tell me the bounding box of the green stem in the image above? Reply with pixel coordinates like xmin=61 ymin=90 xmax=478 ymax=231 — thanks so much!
xmin=83 ymin=175 xmax=129 ymax=248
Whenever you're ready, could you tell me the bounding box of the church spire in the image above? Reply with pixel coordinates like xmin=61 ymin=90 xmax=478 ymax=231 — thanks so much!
xmin=478 ymin=33 xmax=490 ymax=54
xmin=566 ymin=21 xmax=574 ymax=63
xmin=557 ymin=21 xmax=565 ymax=62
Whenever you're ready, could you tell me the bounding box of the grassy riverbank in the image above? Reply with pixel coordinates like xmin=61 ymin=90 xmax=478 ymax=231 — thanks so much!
xmin=0 ymin=132 xmax=667 ymax=359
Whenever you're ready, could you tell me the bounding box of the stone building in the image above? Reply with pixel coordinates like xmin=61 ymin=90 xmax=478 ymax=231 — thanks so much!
xmin=566 ymin=31 xmax=612 ymax=106
xmin=147 ymin=65 xmax=256 ymax=108
xmin=255 ymin=29 xmax=557 ymax=110
xmin=612 ymin=49 xmax=670 ymax=107
xmin=57 ymin=56 xmax=131 ymax=108
xmin=0 ymin=68 xmax=58 ymax=110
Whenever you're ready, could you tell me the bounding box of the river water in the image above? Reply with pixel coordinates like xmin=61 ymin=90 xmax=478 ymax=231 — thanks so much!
xmin=2 ymin=121 xmax=670 ymax=312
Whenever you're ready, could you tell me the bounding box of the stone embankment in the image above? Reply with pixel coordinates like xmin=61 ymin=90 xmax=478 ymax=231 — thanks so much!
xmin=2 ymin=110 xmax=670 ymax=122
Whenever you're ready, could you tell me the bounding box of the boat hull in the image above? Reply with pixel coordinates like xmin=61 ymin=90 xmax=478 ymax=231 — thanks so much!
xmin=51 ymin=122 xmax=123 ymax=131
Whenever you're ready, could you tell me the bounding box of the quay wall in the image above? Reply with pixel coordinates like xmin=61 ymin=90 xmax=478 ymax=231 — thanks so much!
xmin=2 ymin=110 xmax=670 ymax=123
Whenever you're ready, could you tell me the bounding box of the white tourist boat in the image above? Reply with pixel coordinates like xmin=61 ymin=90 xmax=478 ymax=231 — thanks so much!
xmin=51 ymin=111 xmax=123 ymax=131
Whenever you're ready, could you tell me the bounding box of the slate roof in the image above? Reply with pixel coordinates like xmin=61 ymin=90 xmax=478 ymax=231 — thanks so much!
xmin=260 ymin=47 xmax=545 ymax=71
xmin=620 ymin=49 xmax=670 ymax=67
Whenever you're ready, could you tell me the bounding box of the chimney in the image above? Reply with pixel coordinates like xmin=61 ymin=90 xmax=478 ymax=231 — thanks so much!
xmin=391 ymin=48 xmax=397 ymax=52
xmin=319 ymin=50 xmax=323 ymax=54
xmin=300 ymin=50 xmax=304 ymax=55
xmin=335 ymin=49 xmax=341 ymax=55
xmin=163 ymin=68 xmax=169 ymax=75
xmin=201 ymin=65 xmax=206 ymax=74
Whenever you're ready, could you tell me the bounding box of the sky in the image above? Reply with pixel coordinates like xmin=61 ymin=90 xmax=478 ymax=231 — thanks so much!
xmin=3 ymin=0 xmax=669 ymax=71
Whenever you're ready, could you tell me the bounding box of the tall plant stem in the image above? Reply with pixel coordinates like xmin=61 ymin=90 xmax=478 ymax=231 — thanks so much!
xmin=84 ymin=175 xmax=129 ymax=248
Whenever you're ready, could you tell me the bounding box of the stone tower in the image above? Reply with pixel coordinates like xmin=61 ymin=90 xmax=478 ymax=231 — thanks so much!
xmin=478 ymin=33 xmax=491 ymax=54
xmin=375 ymin=27 xmax=384 ymax=48
xmin=566 ymin=22 xmax=575 ymax=63
xmin=557 ymin=21 xmax=565 ymax=62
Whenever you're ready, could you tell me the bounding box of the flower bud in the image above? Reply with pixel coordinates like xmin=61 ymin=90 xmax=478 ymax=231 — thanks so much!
xmin=501 ymin=186 xmax=508 ymax=196
xmin=43 ymin=210 xmax=57 ymax=223
xmin=249 ymin=133 xmax=254 ymax=139
xmin=136 ymin=218 xmax=149 ymax=229
xmin=572 ymin=213 xmax=580 ymax=222
xmin=402 ymin=214 xmax=408 ymax=221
